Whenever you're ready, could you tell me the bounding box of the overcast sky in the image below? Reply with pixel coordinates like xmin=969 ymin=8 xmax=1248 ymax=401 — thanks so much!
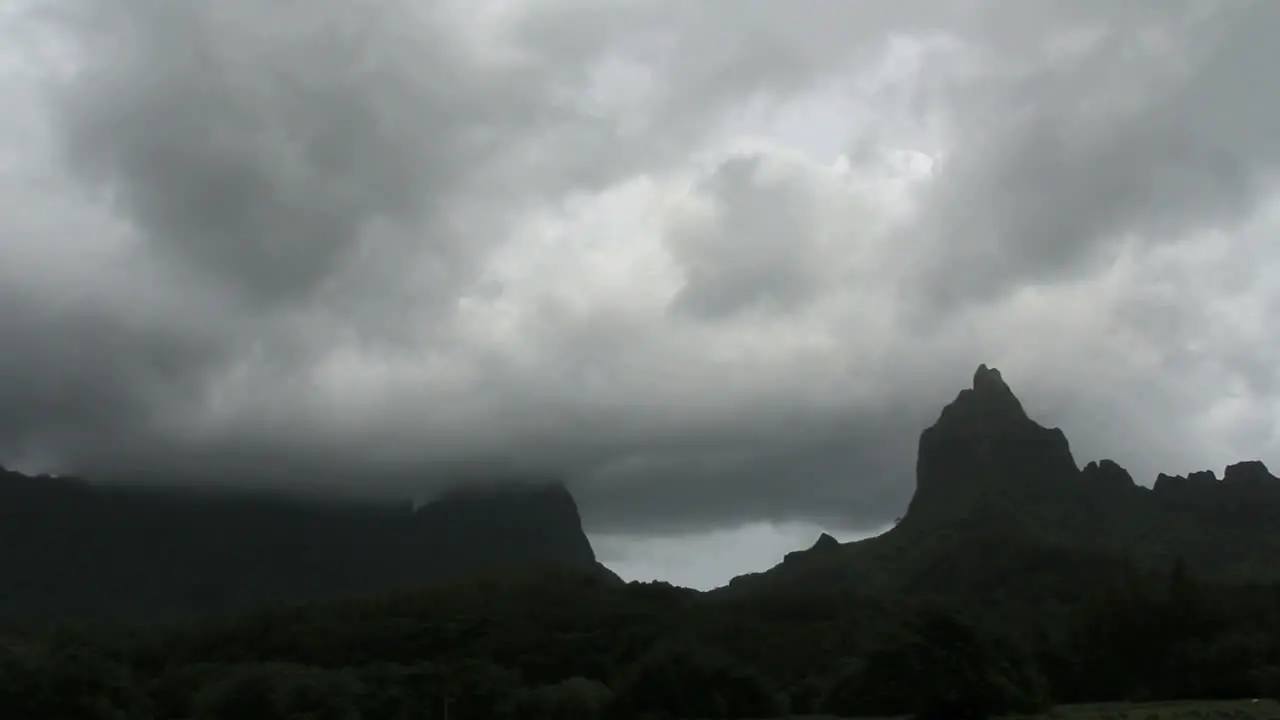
xmin=1 ymin=0 xmax=1277 ymax=589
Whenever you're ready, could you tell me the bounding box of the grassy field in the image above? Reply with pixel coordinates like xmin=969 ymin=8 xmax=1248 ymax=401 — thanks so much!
xmin=787 ymin=698 xmax=1280 ymax=720
xmin=1036 ymin=699 xmax=1280 ymax=720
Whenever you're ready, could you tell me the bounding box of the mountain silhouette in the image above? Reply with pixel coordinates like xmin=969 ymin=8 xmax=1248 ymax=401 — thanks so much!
xmin=0 ymin=468 xmax=616 ymax=624
xmin=724 ymin=364 xmax=1280 ymax=598
xmin=5 ymin=364 xmax=1277 ymax=624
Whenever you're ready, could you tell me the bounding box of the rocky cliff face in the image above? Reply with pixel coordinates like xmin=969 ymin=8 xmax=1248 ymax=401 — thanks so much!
xmin=724 ymin=364 xmax=1280 ymax=597
xmin=1154 ymin=460 xmax=1280 ymax=499
xmin=904 ymin=364 xmax=1082 ymax=531
xmin=0 ymin=466 xmax=615 ymax=624
xmin=901 ymin=365 xmax=1279 ymax=557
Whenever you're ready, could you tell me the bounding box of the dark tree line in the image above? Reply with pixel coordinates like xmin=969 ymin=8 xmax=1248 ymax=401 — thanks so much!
xmin=1 ymin=564 xmax=1279 ymax=719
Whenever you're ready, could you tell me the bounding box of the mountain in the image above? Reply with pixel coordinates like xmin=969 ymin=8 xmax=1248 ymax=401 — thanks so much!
xmin=724 ymin=364 xmax=1280 ymax=599
xmin=0 ymin=467 xmax=616 ymax=624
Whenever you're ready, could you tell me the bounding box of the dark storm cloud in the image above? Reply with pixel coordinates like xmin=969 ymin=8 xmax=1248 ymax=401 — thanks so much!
xmin=571 ymin=409 xmax=926 ymax=535
xmin=53 ymin=0 xmax=531 ymax=308
xmin=902 ymin=1 xmax=1280 ymax=315
xmin=0 ymin=0 xmax=1277 ymax=538
xmin=0 ymin=288 xmax=221 ymax=469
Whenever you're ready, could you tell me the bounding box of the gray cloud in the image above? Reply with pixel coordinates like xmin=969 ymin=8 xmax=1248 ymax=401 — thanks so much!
xmin=668 ymin=154 xmax=831 ymax=319
xmin=54 ymin=0 xmax=545 ymax=310
xmin=0 ymin=0 xmax=1277 ymax=543
xmin=903 ymin=1 xmax=1280 ymax=314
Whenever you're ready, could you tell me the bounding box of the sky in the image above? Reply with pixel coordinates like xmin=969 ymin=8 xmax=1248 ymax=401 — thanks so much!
xmin=1 ymin=0 xmax=1278 ymax=590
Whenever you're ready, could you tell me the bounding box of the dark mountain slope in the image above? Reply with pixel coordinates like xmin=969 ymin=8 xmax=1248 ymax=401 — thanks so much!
xmin=724 ymin=364 xmax=1280 ymax=598
xmin=0 ymin=468 xmax=616 ymax=624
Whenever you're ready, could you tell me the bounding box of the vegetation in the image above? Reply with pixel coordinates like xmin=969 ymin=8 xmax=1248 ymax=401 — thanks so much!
xmin=0 ymin=558 xmax=1277 ymax=720
xmin=3 ymin=366 xmax=1277 ymax=718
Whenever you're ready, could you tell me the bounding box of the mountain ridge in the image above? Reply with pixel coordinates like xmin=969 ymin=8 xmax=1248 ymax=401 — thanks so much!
xmin=4 ymin=363 xmax=1278 ymax=622
xmin=723 ymin=364 xmax=1280 ymax=596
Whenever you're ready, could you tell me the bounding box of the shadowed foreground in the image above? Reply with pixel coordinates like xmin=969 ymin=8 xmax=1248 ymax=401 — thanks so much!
xmin=793 ymin=699 xmax=1280 ymax=720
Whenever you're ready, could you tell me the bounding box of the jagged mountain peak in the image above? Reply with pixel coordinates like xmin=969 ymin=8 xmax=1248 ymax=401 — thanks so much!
xmin=901 ymin=367 xmax=1280 ymax=560
xmin=973 ymin=363 xmax=1008 ymax=394
xmin=812 ymin=532 xmax=839 ymax=550
xmin=932 ymin=364 xmax=1032 ymax=436
xmin=904 ymin=365 xmax=1077 ymax=528
xmin=781 ymin=532 xmax=842 ymax=565
xmin=1223 ymin=460 xmax=1276 ymax=485
xmin=723 ymin=365 xmax=1280 ymax=597
xmin=1081 ymin=459 xmax=1137 ymax=492
xmin=1151 ymin=461 xmax=1279 ymax=509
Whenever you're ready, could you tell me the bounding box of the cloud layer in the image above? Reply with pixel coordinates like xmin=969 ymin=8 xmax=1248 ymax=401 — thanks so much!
xmin=1 ymin=0 xmax=1277 ymax=537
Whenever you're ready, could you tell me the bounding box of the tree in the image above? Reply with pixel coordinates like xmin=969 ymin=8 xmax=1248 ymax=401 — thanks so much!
xmin=613 ymin=640 xmax=780 ymax=718
xmin=194 ymin=663 xmax=361 ymax=720
xmin=0 ymin=642 xmax=150 ymax=720
xmin=1252 ymin=666 xmax=1280 ymax=701
xmin=824 ymin=608 xmax=1048 ymax=720
xmin=507 ymin=676 xmax=613 ymax=719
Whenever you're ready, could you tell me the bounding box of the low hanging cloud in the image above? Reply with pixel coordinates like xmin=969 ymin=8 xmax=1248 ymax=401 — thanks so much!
xmin=0 ymin=0 xmax=1277 ymax=535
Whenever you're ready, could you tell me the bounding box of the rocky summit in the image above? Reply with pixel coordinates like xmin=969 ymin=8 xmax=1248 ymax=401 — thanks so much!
xmin=725 ymin=365 xmax=1280 ymax=598
xmin=904 ymin=364 xmax=1082 ymax=531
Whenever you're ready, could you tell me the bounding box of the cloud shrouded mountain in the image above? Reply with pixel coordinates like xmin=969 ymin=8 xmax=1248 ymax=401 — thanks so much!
xmin=0 ymin=465 xmax=615 ymax=623
xmin=1 ymin=0 xmax=1278 ymax=581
